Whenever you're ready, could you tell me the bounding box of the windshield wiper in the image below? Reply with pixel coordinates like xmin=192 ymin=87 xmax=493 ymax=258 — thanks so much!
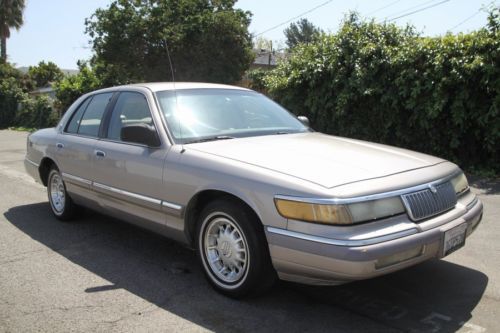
xmin=184 ymin=135 xmax=235 ymax=144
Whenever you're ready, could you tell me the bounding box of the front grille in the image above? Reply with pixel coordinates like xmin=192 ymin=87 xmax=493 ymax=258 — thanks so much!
xmin=401 ymin=182 xmax=457 ymax=221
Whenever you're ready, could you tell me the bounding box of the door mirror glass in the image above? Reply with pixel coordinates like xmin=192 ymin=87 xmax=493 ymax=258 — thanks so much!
xmin=121 ymin=124 xmax=161 ymax=147
xmin=298 ymin=116 xmax=310 ymax=127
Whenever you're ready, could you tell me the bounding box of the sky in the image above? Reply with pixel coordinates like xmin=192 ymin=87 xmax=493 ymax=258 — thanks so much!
xmin=7 ymin=0 xmax=497 ymax=69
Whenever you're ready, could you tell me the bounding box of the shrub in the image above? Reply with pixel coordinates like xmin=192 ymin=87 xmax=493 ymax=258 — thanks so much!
xmin=264 ymin=11 xmax=500 ymax=173
xmin=14 ymin=95 xmax=58 ymax=129
xmin=54 ymin=63 xmax=102 ymax=114
xmin=247 ymin=68 xmax=269 ymax=92
xmin=0 ymin=63 xmax=27 ymax=128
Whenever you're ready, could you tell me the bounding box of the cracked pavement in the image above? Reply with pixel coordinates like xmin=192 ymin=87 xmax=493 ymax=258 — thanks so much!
xmin=0 ymin=129 xmax=499 ymax=333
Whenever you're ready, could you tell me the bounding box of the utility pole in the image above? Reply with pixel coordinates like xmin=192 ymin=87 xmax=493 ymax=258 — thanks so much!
xmin=268 ymin=40 xmax=272 ymax=67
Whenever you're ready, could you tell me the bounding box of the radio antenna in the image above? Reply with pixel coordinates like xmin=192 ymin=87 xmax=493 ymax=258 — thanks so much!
xmin=165 ymin=38 xmax=175 ymax=83
xmin=164 ymin=38 xmax=184 ymax=152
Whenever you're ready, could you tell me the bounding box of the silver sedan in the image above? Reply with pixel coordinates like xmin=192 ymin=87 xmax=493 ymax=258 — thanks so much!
xmin=24 ymin=82 xmax=483 ymax=297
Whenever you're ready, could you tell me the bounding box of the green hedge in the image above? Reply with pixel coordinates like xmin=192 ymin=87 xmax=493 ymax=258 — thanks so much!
xmin=263 ymin=11 xmax=499 ymax=173
xmin=14 ymin=95 xmax=59 ymax=129
xmin=0 ymin=64 xmax=25 ymax=129
xmin=0 ymin=63 xmax=59 ymax=130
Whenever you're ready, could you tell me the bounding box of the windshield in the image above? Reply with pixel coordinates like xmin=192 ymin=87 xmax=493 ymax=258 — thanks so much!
xmin=155 ymin=89 xmax=308 ymax=144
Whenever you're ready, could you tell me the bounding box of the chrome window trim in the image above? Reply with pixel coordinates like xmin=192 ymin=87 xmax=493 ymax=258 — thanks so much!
xmin=266 ymin=226 xmax=419 ymax=247
xmin=274 ymin=169 xmax=462 ymax=205
xmin=97 ymin=137 xmax=160 ymax=149
xmin=25 ymin=158 xmax=39 ymax=168
xmin=62 ymin=172 xmax=92 ymax=185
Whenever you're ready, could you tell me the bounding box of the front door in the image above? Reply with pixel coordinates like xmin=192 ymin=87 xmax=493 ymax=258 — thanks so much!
xmin=91 ymin=91 xmax=169 ymax=226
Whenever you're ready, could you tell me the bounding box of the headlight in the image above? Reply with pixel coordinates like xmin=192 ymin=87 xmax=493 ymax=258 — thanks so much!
xmin=274 ymin=197 xmax=405 ymax=225
xmin=348 ymin=197 xmax=405 ymax=223
xmin=274 ymin=199 xmax=352 ymax=224
xmin=450 ymin=172 xmax=469 ymax=195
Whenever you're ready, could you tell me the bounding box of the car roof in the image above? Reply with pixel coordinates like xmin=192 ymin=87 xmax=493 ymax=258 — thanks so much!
xmin=114 ymin=82 xmax=251 ymax=93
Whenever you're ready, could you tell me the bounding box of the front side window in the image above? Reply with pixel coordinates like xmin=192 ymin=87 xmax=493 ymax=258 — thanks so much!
xmin=155 ymin=89 xmax=308 ymax=144
xmin=107 ymin=92 xmax=154 ymax=141
xmin=77 ymin=93 xmax=113 ymax=137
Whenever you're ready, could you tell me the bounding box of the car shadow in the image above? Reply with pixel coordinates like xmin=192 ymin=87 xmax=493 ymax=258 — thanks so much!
xmin=4 ymin=203 xmax=489 ymax=332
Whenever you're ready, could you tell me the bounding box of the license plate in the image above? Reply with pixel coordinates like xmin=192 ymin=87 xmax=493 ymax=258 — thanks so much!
xmin=443 ymin=223 xmax=467 ymax=257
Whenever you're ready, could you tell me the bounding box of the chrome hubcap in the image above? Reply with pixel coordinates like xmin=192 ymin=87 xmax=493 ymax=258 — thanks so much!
xmin=50 ymin=173 xmax=65 ymax=213
xmin=204 ymin=215 xmax=248 ymax=284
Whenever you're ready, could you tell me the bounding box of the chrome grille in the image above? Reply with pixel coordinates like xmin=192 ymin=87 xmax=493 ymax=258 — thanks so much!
xmin=401 ymin=182 xmax=457 ymax=221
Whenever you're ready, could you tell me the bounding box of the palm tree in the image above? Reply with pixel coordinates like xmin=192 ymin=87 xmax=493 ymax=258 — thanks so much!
xmin=0 ymin=0 xmax=25 ymax=63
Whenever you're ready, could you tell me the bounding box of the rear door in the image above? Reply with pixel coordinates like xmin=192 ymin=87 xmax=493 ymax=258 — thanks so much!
xmin=91 ymin=90 xmax=169 ymax=226
xmin=56 ymin=92 xmax=114 ymax=200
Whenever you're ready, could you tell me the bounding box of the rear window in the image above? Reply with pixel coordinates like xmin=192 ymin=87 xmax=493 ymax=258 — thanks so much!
xmin=71 ymin=93 xmax=113 ymax=137
xmin=65 ymin=98 xmax=91 ymax=134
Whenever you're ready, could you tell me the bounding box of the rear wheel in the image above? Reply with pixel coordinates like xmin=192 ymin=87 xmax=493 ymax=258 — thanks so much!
xmin=196 ymin=198 xmax=276 ymax=298
xmin=47 ymin=168 xmax=78 ymax=221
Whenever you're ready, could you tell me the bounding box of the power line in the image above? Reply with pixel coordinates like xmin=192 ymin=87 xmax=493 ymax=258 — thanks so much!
xmin=383 ymin=0 xmax=441 ymax=21
xmin=255 ymin=0 xmax=334 ymax=37
xmin=366 ymin=0 xmax=402 ymax=16
xmin=386 ymin=0 xmax=451 ymax=22
xmin=449 ymin=9 xmax=481 ymax=31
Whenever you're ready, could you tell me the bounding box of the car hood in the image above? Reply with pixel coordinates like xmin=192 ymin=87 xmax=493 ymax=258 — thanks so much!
xmin=187 ymin=132 xmax=445 ymax=189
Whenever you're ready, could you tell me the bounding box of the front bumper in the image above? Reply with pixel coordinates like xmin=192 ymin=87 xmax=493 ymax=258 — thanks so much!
xmin=266 ymin=196 xmax=483 ymax=285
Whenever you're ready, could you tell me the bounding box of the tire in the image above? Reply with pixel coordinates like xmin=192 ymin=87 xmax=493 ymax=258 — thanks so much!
xmin=196 ymin=198 xmax=276 ymax=298
xmin=47 ymin=167 xmax=78 ymax=221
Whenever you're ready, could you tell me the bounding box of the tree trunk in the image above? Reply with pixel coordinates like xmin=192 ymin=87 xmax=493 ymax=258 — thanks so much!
xmin=1 ymin=37 xmax=6 ymax=63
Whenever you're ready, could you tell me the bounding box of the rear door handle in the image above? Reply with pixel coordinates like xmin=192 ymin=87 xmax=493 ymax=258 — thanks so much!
xmin=56 ymin=142 xmax=64 ymax=149
xmin=95 ymin=150 xmax=106 ymax=158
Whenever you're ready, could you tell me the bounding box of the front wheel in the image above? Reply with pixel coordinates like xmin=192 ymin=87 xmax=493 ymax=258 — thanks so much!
xmin=47 ymin=168 xmax=78 ymax=221
xmin=196 ymin=198 xmax=276 ymax=298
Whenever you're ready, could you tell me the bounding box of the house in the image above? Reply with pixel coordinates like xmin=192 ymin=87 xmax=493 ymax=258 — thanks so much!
xmin=239 ymin=49 xmax=287 ymax=89
xmin=250 ymin=49 xmax=286 ymax=70
xmin=30 ymin=84 xmax=56 ymax=100
xmin=17 ymin=67 xmax=78 ymax=102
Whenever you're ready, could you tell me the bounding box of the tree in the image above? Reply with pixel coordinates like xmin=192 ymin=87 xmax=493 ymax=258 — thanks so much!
xmin=85 ymin=0 xmax=254 ymax=85
xmin=54 ymin=62 xmax=102 ymax=113
xmin=0 ymin=0 xmax=25 ymax=63
xmin=28 ymin=61 xmax=64 ymax=88
xmin=0 ymin=62 xmax=25 ymax=127
xmin=284 ymin=18 xmax=322 ymax=49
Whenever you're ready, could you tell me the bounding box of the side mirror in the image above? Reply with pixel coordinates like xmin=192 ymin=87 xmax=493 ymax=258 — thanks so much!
xmin=298 ymin=115 xmax=310 ymax=127
xmin=121 ymin=124 xmax=161 ymax=147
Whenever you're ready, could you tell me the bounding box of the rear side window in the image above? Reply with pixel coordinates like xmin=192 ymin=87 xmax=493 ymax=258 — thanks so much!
xmin=77 ymin=93 xmax=113 ymax=137
xmin=107 ymin=92 xmax=154 ymax=141
xmin=65 ymin=98 xmax=91 ymax=134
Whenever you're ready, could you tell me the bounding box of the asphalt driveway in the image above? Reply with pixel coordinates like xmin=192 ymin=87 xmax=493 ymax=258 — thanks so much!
xmin=0 ymin=130 xmax=498 ymax=332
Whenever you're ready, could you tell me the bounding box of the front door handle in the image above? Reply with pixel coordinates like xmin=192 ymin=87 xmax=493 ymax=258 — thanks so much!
xmin=56 ymin=142 xmax=64 ymax=149
xmin=95 ymin=150 xmax=106 ymax=158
